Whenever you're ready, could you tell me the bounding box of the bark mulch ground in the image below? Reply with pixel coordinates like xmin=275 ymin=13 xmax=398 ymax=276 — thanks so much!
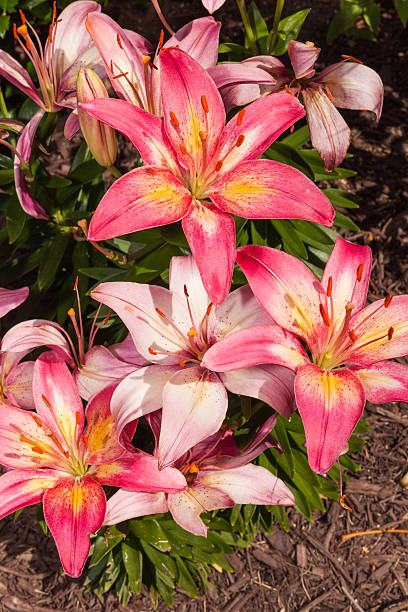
xmin=0 ymin=0 xmax=407 ymax=610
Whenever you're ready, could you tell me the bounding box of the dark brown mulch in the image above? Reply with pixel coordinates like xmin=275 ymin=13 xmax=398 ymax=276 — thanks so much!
xmin=0 ymin=0 xmax=407 ymax=610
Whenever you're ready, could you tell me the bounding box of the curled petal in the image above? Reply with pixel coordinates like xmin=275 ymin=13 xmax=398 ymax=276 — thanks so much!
xmin=0 ymin=469 xmax=58 ymax=520
xmin=352 ymin=361 xmax=408 ymax=404
xmin=168 ymin=484 xmax=233 ymax=536
xmin=288 ymin=40 xmax=320 ymax=79
xmin=166 ymin=17 xmax=221 ymax=69
xmin=4 ymin=360 xmax=35 ymax=410
xmin=209 ymin=159 xmax=334 ymax=227
xmin=109 ymin=334 xmax=149 ymax=366
xmin=104 ymin=490 xmax=168 ymax=525
xmin=1 ymin=319 xmax=74 ymax=366
xmin=0 ymin=286 xmax=28 ymax=318
xmin=201 ymin=0 xmax=226 ymax=13
xmin=87 ymin=166 xmax=192 ymax=241
xmin=295 ymin=364 xmax=365 ymax=474
xmin=0 ymin=51 xmax=44 ymax=107
xmin=302 ymin=84 xmax=351 ymax=171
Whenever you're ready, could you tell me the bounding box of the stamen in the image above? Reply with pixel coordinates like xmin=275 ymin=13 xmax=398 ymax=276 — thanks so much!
xmin=17 ymin=24 xmax=28 ymax=36
xmin=13 ymin=23 xmax=17 ymax=39
xmin=384 ymin=295 xmax=393 ymax=308
xmin=187 ymin=327 xmax=198 ymax=337
xmin=183 ymin=284 xmax=189 ymax=297
xmin=201 ymin=95 xmax=209 ymax=113
xmin=179 ymin=360 xmax=185 ymax=367
xmin=235 ymin=134 xmax=245 ymax=147
xmin=179 ymin=144 xmax=187 ymax=155
xmin=142 ymin=55 xmax=151 ymax=65
xmin=155 ymin=307 xmax=166 ymax=318
xmin=188 ymin=463 xmax=199 ymax=473
xmin=319 ymin=303 xmax=331 ymax=327
xmin=48 ymin=24 xmax=53 ymax=43
xmin=31 ymin=414 xmax=43 ymax=428
xmin=117 ymin=33 xmax=123 ymax=49
xmin=68 ymin=307 xmax=75 ymax=317
xmin=215 ymin=160 xmax=223 ymax=172
xmin=148 ymin=347 xmax=158 ymax=355
xmin=206 ymin=303 xmax=213 ymax=316
xmin=324 ymin=85 xmax=334 ymax=102
xmin=199 ymin=130 xmax=206 ymax=142
xmin=169 ymin=111 xmax=179 ymax=128
xmin=158 ymin=29 xmax=164 ymax=49
xmin=340 ymin=494 xmax=352 ymax=512
xmin=285 ymin=84 xmax=295 ymax=97
xmin=31 ymin=446 xmax=43 ymax=454
xmin=348 ymin=330 xmax=357 ymax=342
xmin=73 ymin=276 xmax=79 ymax=291
xmin=75 ymin=411 xmax=82 ymax=425
xmin=52 ymin=1 xmax=57 ymax=20
xmin=326 ymin=276 xmax=333 ymax=298
xmin=64 ymin=450 xmax=70 ymax=458
xmin=341 ymin=54 xmax=363 ymax=64
xmin=357 ymin=263 xmax=364 ymax=282
xmin=42 ymin=394 xmax=51 ymax=408
xmin=236 ymin=109 xmax=245 ymax=126
xmin=305 ymin=41 xmax=315 ymax=47
xmin=388 ymin=327 xmax=394 ymax=341
xmin=19 ymin=9 xmax=26 ymax=24
xmin=112 ymin=71 xmax=129 ymax=80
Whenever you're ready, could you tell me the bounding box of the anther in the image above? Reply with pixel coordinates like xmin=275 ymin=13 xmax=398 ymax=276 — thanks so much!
xmin=319 ymin=303 xmax=330 ymax=327
xmin=142 ymin=55 xmax=151 ymax=65
xmin=305 ymin=41 xmax=315 ymax=47
xmin=348 ymin=330 xmax=357 ymax=342
xmin=169 ymin=111 xmax=179 ymax=128
xmin=187 ymin=327 xmax=198 ymax=337
xmin=75 ymin=411 xmax=82 ymax=425
xmin=53 ymin=1 xmax=57 ymax=19
xmin=42 ymin=394 xmax=51 ymax=408
xmin=155 ymin=307 xmax=166 ymax=318
xmin=19 ymin=9 xmax=26 ymax=24
xmin=357 ymin=263 xmax=364 ymax=282
xmin=31 ymin=446 xmax=44 ymax=454
xmin=384 ymin=295 xmax=392 ymax=308
xmin=179 ymin=360 xmax=185 ymax=367
xmin=112 ymin=71 xmax=129 ymax=80
xmin=188 ymin=463 xmax=199 ymax=473
xmin=117 ymin=33 xmax=123 ymax=49
xmin=206 ymin=303 xmax=213 ymax=316
xmin=201 ymin=95 xmax=209 ymax=113
xmin=64 ymin=450 xmax=70 ymax=458
xmin=158 ymin=29 xmax=164 ymax=49
xmin=13 ymin=23 xmax=17 ymax=39
xmin=341 ymin=54 xmax=363 ymax=64
xmin=326 ymin=276 xmax=333 ymax=298
xmin=290 ymin=125 xmax=294 ymax=133
xmin=237 ymin=109 xmax=246 ymax=126
xmin=199 ymin=130 xmax=206 ymax=142
xmin=340 ymin=494 xmax=352 ymax=511
xmin=48 ymin=24 xmax=53 ymax=43
xmin=285 ymin=84 xmax=295 ymax=97
xmin=388 ymin=327 xmax=394 ymax=341
xmin=68 ymin=307 xmax=75 ymax=317
xmin=148 ymin=347 xmax=158 ymax=355
xmin=183 ymin=284 xmax=189 ymax=297
xmin=324 ymin=85 xmax=334 ymax=102
xmin=17 ymin=24 xmax=28 ymax=37
xmin=31 ymin=414 xmax=43 ymax=427
xmin=215 ymin=160 xmax=223 ymax=172
xmin=179 ymin=144 xmax=187 ymax=155
xmin=82 ymin=434 xmax=89 ymax=445
xmin=235 ymin=134 xmax=245 ymax=147
xmin=74 ymin=276 xmax=79 ymax=291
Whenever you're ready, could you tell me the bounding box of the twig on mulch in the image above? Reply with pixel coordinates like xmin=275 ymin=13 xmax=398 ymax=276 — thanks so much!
xmin=340 ymin=581 xmax=366 ymax=612
xmin=381 ymin=599 xmax=408 ymax=612
xmin=296 ymin=587 xmax=336 ymax=612
xmin=301 ymin=532 xmax=353 ymax=585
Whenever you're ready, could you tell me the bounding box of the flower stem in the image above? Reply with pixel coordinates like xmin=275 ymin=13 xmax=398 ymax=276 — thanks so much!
xmin=108 ymin=165 xmax=122 ymax=179
xmin=268 ymin=0 xmax=285 ymax=55
xmin=150 ymin=0 xmax=175 ymax=35
xmin=0 ymin=87 xmax=9 ymax=118
xmin=236 ymin=0 xmax=257 ymax=56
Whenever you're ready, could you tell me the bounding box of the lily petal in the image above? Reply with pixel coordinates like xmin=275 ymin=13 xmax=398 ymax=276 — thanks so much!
xmin=220 ymin=365 xmax=296 ymax=418
xmin=109 ymin=334 xmax=149 ymax=366
xmin=182 ymin=201 xmax=236 ymax=305
xmin=200 ymin=464 xmax=295 ymax=505
xmin=288 ymin=40 xmax=320 ymax=79
xmin=236 ymin=245 xmax=326 ymax=348
xmin=295 ymin=363 xmax=365 ymax=474
xmin=87 ymin=166 xmax=192 ymax=241
xmin=104 ymin=490 xmax=168 ymax=525
xmin=0 ymin=286 xmax=28 ymax=318
xmin=159 ymin=367 xmax=228 ymax=468
xmin=0 ymin=469 xmax=58 ymax=520
xmin=43 ymin=475 xmax=105 ymax=578
xmin=168 ymin=484 xmax=233 ymax=537
xmin=83 ymin=385 xmax=125 ymax=464
xmin=209 ymin=159 xmax=334 ymax=227
xmin=302 ymin=84 xmax=351 ymax=171
xmin=169 ymin=255 xmax=211 ymax=327
xmin=4 ymin=360 xmax=35 ymax=410
xmin=1 ymin=319 xmax=74 ymax=366
xmin=166 ymin=17 xmax=221 ymax=69
xmin=202 ymin=324 xmax=308 ymax=372
xmin=201 ymin=0 xmax=226 ymax=14
xmin=14 ymin=110 xmax=49 ymax=219
xmin=0 ymin=51 xmax=44 ymax=107
xmin=352 ymin=360 xmax=408 ymax=404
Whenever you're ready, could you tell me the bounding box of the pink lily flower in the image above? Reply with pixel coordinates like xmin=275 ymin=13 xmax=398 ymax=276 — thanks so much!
xmin=203 ymin=238 xmax=408 ymax=474
xmin=81 ymin=47 xmax=334 ymax=303
xmin=104 ymin=412 xmax=294 ymax=536
xmin=202 ymin=0 xmax=226 ymax=14
xmin=0 ymin=1 xmax=102 ymax=217
xmin=209 ymin=40 xmax=383 ymax=170
xmin=85 ymin=12 xmax=221 ymax=116
xmin=0 ymin=286 xmax=34 ymax=409
xmin=91 ymin=254 xmax=297 ymax=469
xmin=0 ymin=353 xmax=186 ymax=577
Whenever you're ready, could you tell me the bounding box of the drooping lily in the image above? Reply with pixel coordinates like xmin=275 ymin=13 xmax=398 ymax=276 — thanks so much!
xmin=81 ymin=47 xmax=334 ymax=303
xmin=202 ymin=238 xmax=408 ymax=474
xmin=91 ymin=254 xmax=298 ymax=469
xmin=202 ymin=0 xmax=226 ymax=14
xmin=85 ymin=12 xmax=221 ymax=117
xmin=0 ymin=353 xmax=186 ymax=577
xmin=209 ymin=40 xmax=383 ymax=170
xmin=104 ymin=412 xmax=294 ymax=536
xmin=0 ymin=1 xmax=102 ymax=217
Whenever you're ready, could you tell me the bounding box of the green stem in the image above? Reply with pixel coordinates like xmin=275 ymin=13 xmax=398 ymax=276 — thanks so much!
xmin=236 ymin=0 xmax=258 ymax=56
xmin=268 ymin=0 xmax=285 ymax=55
xmin=108 ymin=165 xmax=122 ymax=179
xmin=39 ymin=111 xmax=57 ymax=141
xmin=0 ymin=87 xmax=9 ymax=118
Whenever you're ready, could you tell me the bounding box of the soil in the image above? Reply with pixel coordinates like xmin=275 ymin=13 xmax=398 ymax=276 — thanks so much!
xmin=0 ymin=0 xmax=407 ymax=610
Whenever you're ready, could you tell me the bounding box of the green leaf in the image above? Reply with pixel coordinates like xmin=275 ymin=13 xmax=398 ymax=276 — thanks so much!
xmin=69 ymin=159 xmax=104 ymax=183
xmin=271 ymin=219 xmax=308 ymax=259
xmin=271 ymin=505 xmax=289 ymax=531
xmin=130 ymin=519 xmax=171 ymax=552
xmin=79 ymin=267 xmax=127 ymax=281
xmin=248 ymin=2 xmax=268 ymax=52
xmin=0 ymin=169 xmax=14 ymax=186
xmin=0 ymin=15 xmax=10 ymax=38
xmin=297 ymin=149 xmax=357 ymax=180
xmin=363 ymin=1 xmax=380 ymax=33
xmin=273 ymin=416 xmax=294 ymax=478
xmin=6 ymin=195 xmax=26 ymax=244
xmin=122 ymin=541 xmax=143 ymax=595
xmin=264 ymin=141 xmax=314 ymax=180
xmin=140 ymin=540 xmax=177 ymax=585
xmin=333 ymin=210 xmax=360 ymax=231
xmin=37 ymin=232 xmax=70 ymax=291
xmin=322 ymin=188 xmax=360 ymax=209
xmin=327 ymin=4 xmax=362 ymax=43
xmin=281 ymin=124 xmax=310 ymax=148
xmin=175 ymin=555 xmax=198 ymax=597
xmin=273 ymin=9 xmax=311 ymax=55
xmin=394 ymin=0 xmax=408 ymax=26
xmin=88 ymin=528 xmax=125 ymax=567
xmin=44 ymin=175 xmax=72 ymax=189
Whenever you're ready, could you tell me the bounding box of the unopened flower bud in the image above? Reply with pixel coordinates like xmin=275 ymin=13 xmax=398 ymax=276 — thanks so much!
xmin=77 ymin=68 xmax=117 ymax=168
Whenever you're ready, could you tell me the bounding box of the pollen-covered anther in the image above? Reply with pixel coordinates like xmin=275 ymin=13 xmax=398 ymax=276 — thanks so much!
xmin=201 ymin=95 xmax=209 ymax=113
xmin=31 ymin=414 xmax=43 ymax=428
xmin=324 ymin=85 xmax=334 ymax=102
xmin=67 ymin=307 xmax=75 ymax=317
xmin=116 ymin=33 xmax=123 ymax=49
xmin=340 ymin=494 xmax=352 ymax=511
xmin=237 ymin=108 xmax=246 ymax=126
xmin=357 ymin=263 xmax=364 ymax=282
xmin=17 ymin=24 xmax=28 ymax=37
xmin=31 ymin=446 xmax=44 ymax=454
xmin=326 ymin=276 xmax=333 ymax=298
xmin=148 ymin=347 xmax=158 ymax=355
xmin=42 ymin=394 xmax=51 ymax=408
xmin=348 ymin=329 xmax=357 ymax=342
xmin=290 ymin=125 xmax=294 ymax=133
xmin=206 ymin=303 xmax=213 ymax=316
xmin=64 ymin=450 xmax=70 ymax=458
xmin=235 ymin=134 xmax=245 ymax=147
xmin=180 ymin=144 xmax=187 ymax=155
xmin=215 ymin=160 xmax=223 ymax=172
xmin=142 ymin=55 xmax=151 ymax=65
xmin=199 ymin=130 xmax=206 ymax=142
xmin=155 ymin=307 xmax=166 ymax=318
xmin=285 ymin=84 xmax=295 ymax=97
xmin=169 ymin=111 xmax=179 ymax=128
xmin=188 ymin=462 xmax=199 ymax=474
xmin=75 ymin=411 xmax=82 ymax=425
xmin=319 ymin=303 xmax=330 ymax=327
xmin=13 ymin=23 xmax=17 ymax=39
xmin=305 ymin=41 xmax=315 ymax=47
xmin=187 ymin=327 xmax=198 ymax=337
xmin=341 ymin=54 xmax=363 ymax=64
xmin=158 ymin=29 xmax=164 ymax=49
xmin=19 ymin=9 xmax=26 ymax=24
xmin=384 ymin=295 xmax=393 ymax=308
xmin=112 ymin=71 xmax=129 ymax=80
xmin=179 ymin=360 xmax=185 ymax=367
xmin=388 ymin=326 xmax=394 ymax=341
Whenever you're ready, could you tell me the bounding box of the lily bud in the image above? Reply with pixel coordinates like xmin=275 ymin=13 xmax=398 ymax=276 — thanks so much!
xmin=77 ymin=68 xmax=117 ymax=168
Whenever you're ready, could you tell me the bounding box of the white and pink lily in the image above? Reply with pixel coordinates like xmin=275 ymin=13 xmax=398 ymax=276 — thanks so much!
xmin=0 ymin=353 xmax=186 ymax=577
xmin=104 ymin=412 xmax=294 ymax=537
xmin=209 ymin=40 xmax=383 ymax=170
xmin=81 ymin=47 xmax=334 ymax=303
xmin=0 ymin=1 xmax=102 ymax=217
xmin=92 ymin=255 xmax=297 ymax=469
xmin=203 ymin=238 xmax=408 ymax=474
